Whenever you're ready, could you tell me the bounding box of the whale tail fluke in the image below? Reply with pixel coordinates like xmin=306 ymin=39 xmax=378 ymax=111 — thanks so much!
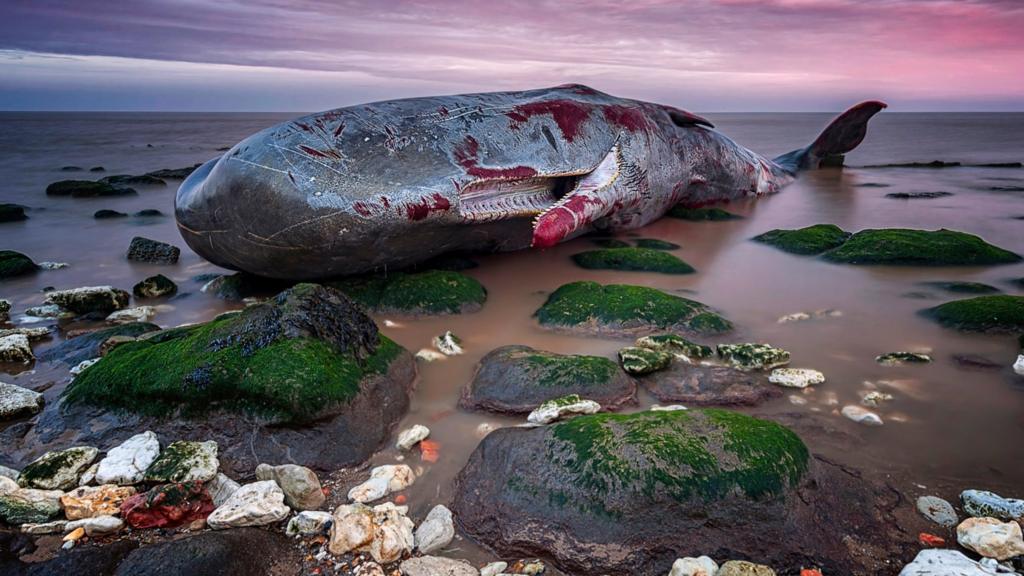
xmin=773 ymin=100 xmax=887 ymax=172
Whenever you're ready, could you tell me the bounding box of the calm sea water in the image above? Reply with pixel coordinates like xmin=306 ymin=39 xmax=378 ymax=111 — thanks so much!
xmin=1 ymin=112 xmax=1023 ymax=550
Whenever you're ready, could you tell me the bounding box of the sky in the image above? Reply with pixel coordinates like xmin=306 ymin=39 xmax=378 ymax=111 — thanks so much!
xmin=1 ymin=0 xmax=1022 ymax=112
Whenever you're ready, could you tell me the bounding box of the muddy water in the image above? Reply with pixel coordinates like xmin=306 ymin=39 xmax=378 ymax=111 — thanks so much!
xmin=1 ymin=112 xmax=1023 ymax=563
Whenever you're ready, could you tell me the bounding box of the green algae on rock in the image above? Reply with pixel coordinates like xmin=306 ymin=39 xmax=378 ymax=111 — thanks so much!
xmin=717 ymin=343 xmax=791 ymax=371
xmin=922 ymin=295 xmax=1024 ymax=333
xmin=133 ymin=274 xmax=178 ymax=299
xmin=752 ymin=224 xmax=851 ymax=255
xmin=0 ymin=250 xmax=38 ymax=280
xmin=571 ymin=247 xmax=695 ymax=274
xmin=635 ymin=238 xmax=681 ymax=251
xmin=330 ymin=269 xmax=486 ymax=315
xmin=635 ymin=333 xmax=715 ymax=360
xmin=18 ymin=446 xmax=99 ymax=490
xmin=823 ymin=229 xmax=1020 ymax=265
xmin=535 ymin=281 xmax=732 ymax=336
xmin=919 ymin=281 xmax=1001 ymax=295
xmin=876 ymin=351 xmax=932 ymax=365
xmin=667 ymin=206 xmax=744 ymax=221
xmin=64 ymin=284 xmax=404 ymax=423
xmin=144 ymin=441 xmax=218 ymax=483
xmin=618 ymin=346 xmax=673 ymax=375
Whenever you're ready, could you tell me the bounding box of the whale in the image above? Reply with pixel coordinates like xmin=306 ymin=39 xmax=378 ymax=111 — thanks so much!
xmin=175 ymin=84 xmax=885 ymax=279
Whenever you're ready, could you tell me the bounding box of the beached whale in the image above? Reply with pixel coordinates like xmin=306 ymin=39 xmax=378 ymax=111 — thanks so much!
xmin=175 ymin=84 xmax=884 ymax=279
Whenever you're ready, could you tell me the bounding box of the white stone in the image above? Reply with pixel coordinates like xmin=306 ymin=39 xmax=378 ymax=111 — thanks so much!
xmin=400 ymin=556 xmax=478 ymax=576
xmin=861 ymin=391 xmax=894 ymax=407
xmin=0 ymin=467 xmax=19 ymax=482
xmin=527 ymin=395 xmax=600 ymax=425
xmin=414 ymin=504 xmax=454 ymax=553
xmin=768 ymin=368 xmax=825 ymax=388
xmin=286 ymin=510 xmax=333 ymax=536
xmin=20 ymin=520 xmax=67 ymax=534
xmin=207 ymin=480 xmax=291 ymax=529
xmin=70 ymin=358 xmax=100 ymax=376
xmin=396 ymin=425 xmax=430 ymax=451
xmin=348 ymin=465 xmax=415 ymax=503
xmin=432 ymin=331 xmax=464 ymax=356
xmin=206 ymin=472 xmax=241 ymax=507
xmin=0 ymin=380 xmax=44 ymax=420
xmin=1014 ymin=354 xmax=1024 ymax=377
xmin=256 ymin=463 xmax=325 ymax=510
xmin=956 ymin=517 xmax=1024 ymax=560
xmin=669 ymin=556 xmax=719 ymax=576
xmin=777 ymin=312 xmax=811 ymax=324
xmin=651 ymin=404 xmax=688 ymax=411
xmin=475 ymin=423 xmax=498 ymax=438
xmin=65 ymin=515 xmax=123 ymax=536
xmin=0 ymin=475 xmax=18 ymax=494
xmin=0 ymin=334 xmax=34 ymax=364
xmin=38 ymin=262 xmax=68 ymax=270
xmin=45 ymin=286 xmax=128 ymax=313
xmin=23 ymin=304 xmax=67 ymax=318
xmin=328 ymin=502 xmax=414 ymax=564
xmin=95 ymin=431 xmax=161 ymax=485
xmin=480 ymin=562 xmax=507 ymax=576
xmin=105 ymin=306 xmax=156 ymax=324
xmin=415 ymin=348 xmax=446 ymax=362
xmin=916 ymin=495 xmax=958 ymax=527
xmin=841 ymin=405 xmax=883 ymax=426
xmin=898 ymin=549 xmax=994 ymax=576
xmin=0 ymin=327 xmax=52 ymax=340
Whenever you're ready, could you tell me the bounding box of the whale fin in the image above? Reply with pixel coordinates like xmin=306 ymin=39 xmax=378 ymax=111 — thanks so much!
xmin=773 ymin=100 xmax=887 ymax=172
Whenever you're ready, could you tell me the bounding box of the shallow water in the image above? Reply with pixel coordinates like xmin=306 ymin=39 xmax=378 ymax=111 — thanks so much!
xmin=1 ymin=111 xmax=1023 ymax=566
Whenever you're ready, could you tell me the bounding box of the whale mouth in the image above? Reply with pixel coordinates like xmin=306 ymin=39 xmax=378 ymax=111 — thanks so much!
xmin=458 ymin=175 xmax=580 ymax=223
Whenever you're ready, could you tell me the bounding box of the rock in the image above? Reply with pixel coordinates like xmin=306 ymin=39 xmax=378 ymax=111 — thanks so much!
xmin=669 ymin=556 xmax=719 ymax=576
xmin=753 ymin=224 xmax=850 ymax=255
xmin=206 ymin=472 xmax=241 ymax=507
xmin=23 ymin=304 xmax=67 ymax=319
xmin=535 ymin=281 xmax=732 ymax=336
xmin=635 ymin=333 xmax=714 ymax=361
xmin=618 ymin=346 xmax=673 ymax=375
xmin=146 ymin=164 xmax=202 ymax=179
xmin=400 ymin=556 xmax=478 ymax=576
xmin=668 ymin=206 xmax=743 ymax=221
xmin=0 ymin=466 xmax=18 ymax=481
xmin=642 ymin=363 xmax=779 ymax=407
xmin=0 ymin=326 xmax=51 ymax=341
xmin=95 ymin=431 xmax=161 ymax=485
xmin=285 ymin=510 xmax=332 ymax=536
xmin=70 ymin=358 xmax=99 ymax=375
xmin=916 ymin=495 xmax=958 ymax=527
xmin=527 ymin=394 xmax=601 ymax=425
xmin=0 ymin=334 xmax=33 ymax=364
xmin=45 ymin=285 xmax=130 ymax=315
xmin=18 ymin=446 xmax=99 ymax=490
xmin=841 ymin=405 xmax=883 ymax=426
xmin=416 ymin=349 xmax=446 ymax=362
xmin=778 ymin=312 xmax=812 ymax=323
xmin=348 ymin=465 xmax=415 ymax=503
xmin=198 ymin=272 xmax=291 ymax=301
xmin=962 ymin=490 xmax=1024 ymax=521
xmin=898 ymin=549 xmax=993 ymax=576
xmin=133 ymin=274 xmax=178 ymax=298
xmin=38 ymin=322 xmax=159 ymax=366
xmin=21 ymin=519 xmax=67 ymax=534
xmin=480 ymin=562 xmax=507 ymax=576
xmin=110 ymin=527 xmax=300 ymax=575
xmin=0 ymin=487 xmax=63 ymax=524
xmin=571 ymin=247 xmax=695 ymax=274
xmin=635 ymin=238 xmax=681 ymax=250
xmin=329 ymin=269 xmax=487 ymax=315
xmin=886 ymin=191 xmax=954 ymax=199
xmin=60 ymin=484 xmax=136 ymax=519
xmin=0 ymin=299 xmax=9 ymax=322
xmin=923 ymin=295 xmax=1024 ymax=333
xmin=507 ymin=559 xmax=546 ymax=574
xmin=0 ymin=380 xmax=44 ymax=420
xmin=45 ymin=180 xmax=135 ymax=197
xmin=717 ymin=561 xmax=775 ymax=576
xmin=768 ymin=368 xmax=824 ymax=388
xmin=79 ymin=462 xmax=98 ymax=486
xmin=38 ymin=261 xmax=68 ymax=270
xmin=414 ymin=504 xmax=454 ymax=553
xmin=329 ymin=501 xmax=414 ymax=564
xmin=919 ymin=280 xmax=1000 ymax=294
xmin=255 ymin=463 xmax=324 ymax=510
xmin=432 ymin=330 xmax=464 ymax=355
xmin=65 ymin=514 xmax=124 ymax=535
xmin=207 ymin=480 xmax=290 ymax=529
xmin=120 ymin=481 xmax=214 ymax=529
xmin=876 ymin=352 xmax=932 ymax=365
xmin=100 ymin=335 xmax=138 ymax=356
xmin=1015 ymin=354 xmax=1024 ymax=376
xmin=396 ymin=425 xmax=430 ymax=451
xmin=861 ymin=391 xmax=894 ymax=407
xmin=0 ymin=204 xmax=28 ymax=223
xmin=94 ymin=209 xmax=128 ymax=219
xmin=717 ymin=343 xmax=790 ymax=371
xmin=0 ymin=250 xmax=37 ymax=280
xmin=144 ymin=440 xmax=218 ymax=483
xmin=106 ymin=306 xmax=156 ymax=324
xmin=63 ymin=526 xmax=85 ymax=543
xmin=460 ymin=345 xmax=636 ymax=414
xmin=134 ymin=209 xmax=165 ymax=217
xmin=127 ymin=236 xmax=181 ymax=264
xmin=956 ymin=516 xmax=1024 ymax=560
xmin=101 ymin=174 xmax=167 ymax=187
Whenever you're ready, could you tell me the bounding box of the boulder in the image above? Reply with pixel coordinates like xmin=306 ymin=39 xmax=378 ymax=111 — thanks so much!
xmin=38 ymin=322 xmax=159 ymax=366
xmin=133 ymin=274 xmax=178 ymax=298
xmin=44 ymin=286 xmax=130 ymax=315
xmin=618 ymin=346 xmax=673 ymax=375
xmin=876 ymin=352 xmax=931 ymax=365
xmin=716 ymin=343 xmax=790 ymax=371
xmin=460 ymin=345 xmax=636 ymax=414
xmin=718 ymin=561 xmax=775 ymax=576
xmin=110 ymin=527 xmax=300 ymax=576
xmin=962 ymin=489 xmax=1024 ymax=521
xmin=898 ymin=549 xmax=992 ymax=576
xmin=126 ymin=236 xmax=180 ymax=264
xmin=396 ymin=425 xmax=430 ymax=451
xmin=143 ymin=440 xmax=218 ymax=483
xmin=414 ymin=504 xmax=455 ymax=553
xmin=635 ymin=333 xmax=714 ymax=361
xmin=571 ymin=247 xmax=695 ymax=274
xmin=18 ymin=446 xmax=98 ymax=490
xmin=0 ymin=334 xmax=33 ymax=364
xmin=0 ymin=204 xmax=27 ymax=223
xmin=45 ymin=180 xmax=134 ymax=197
xmin=348 ymin=465 xmax=415 ymax=503
xmin=329 ymin=269 xmax=487 ymax=315
xmin=753 ymin=224 xmax=850 ymax=255
xmin=206 ymin=473 xmax=241 ymax=507
xmin=0 ymin=381 xmax=44 ymax=420
xmin=400 ymin=556 xmax=478 ymax=576
xmin=923 ymin=295 xmax=1024 ymax=333
xmin=95 ymin=431 xmax=161 ymax=485
xmin=956 ymin=516 xmax=1024 ymax=560
xmin=641 ymin=363 xmax=779 ymax=407
xmin=94 ymin=209 xmax=128 ymax=219
xmin=206 ymin=480 xmax=290 ymax=529
xmin=768 ymin=368 xmax=825 ymax=388
xmin=527 ymin=394 xmax=601 ymax=425
xmin=120 ymin=482 xmax=214 ymax=529
xmin=60 ymin=484 xmax=136 ymax=519
xmin=329 ymin=502 xmax=414 ymax=564
xmin=0 ymin=487 xmax=63 ymax=524
xmin=285 ymin=510 xmax=332 ymax=536
xmin=0 ymin=251 xmax=37 ymax=280
xmin=669 ymin=556 xmax=719 ymax=576
xmin=255 ymin=463 xmax=324 ymax=511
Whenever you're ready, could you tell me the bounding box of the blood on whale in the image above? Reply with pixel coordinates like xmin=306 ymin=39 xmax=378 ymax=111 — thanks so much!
xmin=405 ymin=193 xmax=452 ymax=221
xmin=454 ymin=136 xmax=538 ymax=180
xmin=505 ymin=100 xmax=592 ymax=142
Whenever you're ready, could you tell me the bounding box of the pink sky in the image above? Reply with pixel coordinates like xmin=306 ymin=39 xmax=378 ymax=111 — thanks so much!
xmin=1 ymin=0 xmax=1022 ymax=111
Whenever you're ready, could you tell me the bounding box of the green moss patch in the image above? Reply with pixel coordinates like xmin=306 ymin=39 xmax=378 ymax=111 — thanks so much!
xmin=521 ymin=350 xmax=619 ymax=389
xmin=667 ymin=206 xmax=743 ymax=221
xmin=330 ymin=270 xmax=486 ymax=315
xmin=591 ymin=238 xmax=632 ymax=249
xmin=824 ymin=229 xmax=1020 ymax=265
xmin=535 ymin=281 xmax=732 ymax=335
xmin=635 ymin=333 xmax=714 ymax=360
xmin=753 ymin=224 xmax=851 ymax=255
xmin=922 ymin=295 xmax=1024 ymax=333
xmin=617 ymin=346 xmax=673 ymax=375
xmin=634 ymin=238 xmax=680 ymax=251
xmin=919 ymin=281 xmax=1001 ymax=295
xmin=571 ymin=248 xmax=695 ymax=274
xmin=0 ymin=250 xmax=38 ymax=279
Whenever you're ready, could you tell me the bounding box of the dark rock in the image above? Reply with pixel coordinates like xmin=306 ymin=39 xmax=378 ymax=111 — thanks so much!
xmin=133 ymin=274 xmax=178 ymax=298
xmin=864 ymin=160 xmax=961 ymax=168
xmin=121 ymin=482 xmax=214 ymax=529
xmin=571 ymin=247 xmax=694 ymax=274
xmin=94 ymin=209 xmax=128 ymax=219
xmin=101 ymin=174 xmax=167 ymax=187
xmin=112 ymin=527 xmax=301 ymax=576
xmin=201 ymin=272 xmax=292 ymax=301
xmin=854 ymin=182 xmax=891 ymax=188
xmin=145 ymin=164 xmax=201 ymax=180
xmin=134 ymin=209 xmax=164 ymax=217
xmin=919 ymin=281 xmax=1000 ymax=295
xmin=640 ymin=362 xmax=781 ymax=405
xmin=45 ymin=180 xmax=136 ymax=197
xmin=634 ymin=238 xmax=680 ymax=250
xmin=922 ymin=295 xmax=1024 ymax=333
xmin=0 ymin=251 xmax=38 ymax=280
xmin=59 ymin=166 xmax=83 ymax=172
xmin=951 ymin=354 xmax=1003 ymax=371
xmin=127 ymin=237 xmax=181 ymax=264
xmin=591 ymin=238 xmax=631 ymax=249
xmin=38 ymin=322 xmax=160 ymax=366
xmin=885 ymin=191 xmax=953 ymax=199
xmin=989 ymin=186 xmax=1024 ymax=192
xmin=88 ymin=166 xmax=105 ymax=172
xmin=0 ymin=204 xmax=28 ymax=223
xmin=667 ymin=206 xmax=743 ymax=221
xmin=460 ymin=345 xmax=636 ymax=414
xmin=2 ymin=540 xmax=138 ymax=576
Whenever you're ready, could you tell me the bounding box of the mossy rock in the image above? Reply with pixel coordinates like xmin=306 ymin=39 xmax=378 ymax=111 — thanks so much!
xmin=618 ymin=346 xmax=673 ymax=375
xmin=752 ymin=224 xmax=851 ymax=256
xmin=64 ymin=284 xmax=404 ymax=423
xmin=0 ymin=490 xmax=63 ymax=524
xmin=18 ymin=446 xmax=99 ymax=490
xmin=39 ymin=322 xmax=160 ymax=366
xmin=45 ymin=180 xmax=135 ymax=197
xmin=635 ymin=238 xmax=681 ymax=251
xmin=717 ymin=343 xmax=791 ymax=371
xmin=571 ymin=248 xmax=695 ymax=274
xmin=922 ymin=295 xmax=1024 ymax=333
xmin=460 ymin=345 xmax=636 ymax=413
xmin=134 ymin=274 xmax=178 ymax=298
xmin=0 ymin=250 xmax=38 ymax=280
xmin=823 ymin=229 xmax=1020 ymax=265
xmin=330 ymin=270 xmax=486 ymax=315
xmin=919 ymin=281 xmax=1001 ymax=295
xmin=668 ymin=206 xmax=743 ymax=221
xmin=535 ymin=281 xmax=732 ymax=336
xmin=591 ymin=238 xmax=632 ymax=249
xmin=636 ymin=333 xmax=714 ymax=360
xmin=0 ymin=204 xmax=27 ymax=223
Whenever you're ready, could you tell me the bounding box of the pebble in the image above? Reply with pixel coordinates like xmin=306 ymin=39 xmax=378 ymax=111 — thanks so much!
xmin=400 ymin=556 xmax=478 ymax=576
xmin=0 ymin=380 xmax=45 ymax=420
xmin=348 ymin=465 xmax=415 ymax=503
xmin=415 ymin=349 xmax=446 ymax=362
xmin=957 ymin=517 xmax=1024 ymax=560
xmin=841 ymin=405 xmax=883 ymax=426
xmin=414 ymin=504 xmax=455 ymax=554
xmin=669 ymin=555 xmax=719 ymax=576
xmin=396 ymin=425 xmax=430 ymax=451
xmin=768 ymin=368 xmax=825 ymax=388
xmin=962 ymin=489 xmax=1024 ymax=521
xmin=861 ymin=391 xmax=894 ymax=407
xmin=255 ymin=463 xmax=325 ymax=511
xmin=1014 ymin=354 xmax=1024 ymax=376
xmin=69 ymin=358 xmax=100 ymax=375
xmin=285 ymin=510 xmax=333 ymax=537
xmin=916 ymin=495 xmax=958 ymax=527
xmin=717 ymin=560 xmax=776 ymax=575
xmin=62 ymin=527 xmax=85 ymax=543
xmin=432 ymin=331 xmax=464 ymax=356
xmin=480 ymin=562 xmax=507 ymax=576
xmin=65 ymin=515 xmax=123 ymax=536
xmin=0 ymin=334 xmax=34 ymax=364
xmin=526 ymin=394 xmax=601 ymax=425
xmin=206 ymin=480 xmax=291 ymax=529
